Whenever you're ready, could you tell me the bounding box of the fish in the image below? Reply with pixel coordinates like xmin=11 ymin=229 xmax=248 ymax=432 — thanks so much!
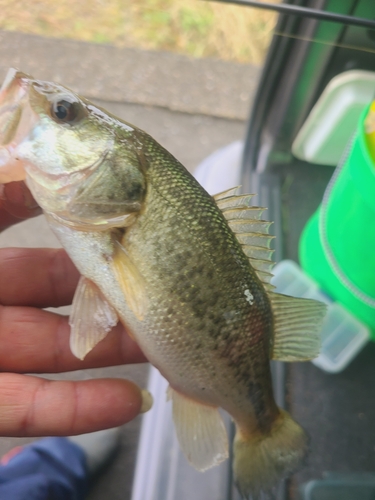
xmin=0 ymin=68 xmax=326 ymax=498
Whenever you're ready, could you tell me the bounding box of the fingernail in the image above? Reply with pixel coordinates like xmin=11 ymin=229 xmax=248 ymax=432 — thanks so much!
xmin=140 ymin=389 xmax=153 ymax=414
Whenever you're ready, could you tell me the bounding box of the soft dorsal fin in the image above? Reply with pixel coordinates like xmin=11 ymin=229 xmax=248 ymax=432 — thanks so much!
xmin=215 ymin=189 xmax=275 ymax=289
xmin=269 ymin=292 xmax=327 ymax=361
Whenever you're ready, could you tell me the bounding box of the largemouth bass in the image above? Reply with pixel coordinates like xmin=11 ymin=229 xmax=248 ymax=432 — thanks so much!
xmin=0 ymin=68 xmax=326 ymax=498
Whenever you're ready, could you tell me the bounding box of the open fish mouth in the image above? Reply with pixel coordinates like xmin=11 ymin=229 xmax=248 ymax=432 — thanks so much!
xmin=0 ymin=69 xmax=31 ymax=146
xmin=0 ymin=68 xmax=37 ymax=183
xmin=0 ymin=68 xmax=30 ymax=105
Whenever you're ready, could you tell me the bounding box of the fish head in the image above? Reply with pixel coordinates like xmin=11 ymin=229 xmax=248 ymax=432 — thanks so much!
xmin=0 ymin=68 xmax=146 ymax=229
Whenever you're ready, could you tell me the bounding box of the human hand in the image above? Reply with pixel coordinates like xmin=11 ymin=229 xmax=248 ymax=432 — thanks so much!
xmin=0 ymin=182 xmax=149 ymax=438
xmin=0 ymin=181 xmax=42 ymax=229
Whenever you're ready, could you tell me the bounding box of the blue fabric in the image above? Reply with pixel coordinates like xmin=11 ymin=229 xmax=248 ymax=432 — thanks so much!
xmin=0 ymin=437 xmax=89 ymax=500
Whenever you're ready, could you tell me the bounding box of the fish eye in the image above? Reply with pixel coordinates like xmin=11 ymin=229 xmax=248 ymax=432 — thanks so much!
xmin=50 ymin=99 xmax=83 ymax=124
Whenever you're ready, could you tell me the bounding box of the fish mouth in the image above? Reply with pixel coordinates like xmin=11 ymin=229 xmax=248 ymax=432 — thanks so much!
xmin=0 ymin=69 xmax=31 ymax=145
xmin=0 ymin=69 xmax=36 ymax=183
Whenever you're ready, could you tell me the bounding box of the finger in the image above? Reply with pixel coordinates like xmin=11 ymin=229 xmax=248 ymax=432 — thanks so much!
xmin=0 ymin=209 xmax=32 ymax=230
xmin=0 ymin=306 xmax=147 ymax=373
xmin=0 ymin=248 xmax=80 ymax=307
xmin=0 ymin=182 xmax=42 ymax=230
xmin=0 ymin=373 xmax=145 ymax=437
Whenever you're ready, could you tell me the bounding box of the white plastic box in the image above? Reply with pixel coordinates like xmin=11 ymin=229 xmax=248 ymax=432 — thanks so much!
xmin=292 ymin=70 xmax=375 ymax=166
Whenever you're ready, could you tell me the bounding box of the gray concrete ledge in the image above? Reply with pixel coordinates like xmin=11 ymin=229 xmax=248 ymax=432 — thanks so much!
xmin=0 ymin=30 xmax=259 ymax=120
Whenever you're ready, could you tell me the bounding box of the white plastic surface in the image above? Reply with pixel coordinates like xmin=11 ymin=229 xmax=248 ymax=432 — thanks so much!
xmin=292 ymin=70 xmax=375 ymax=166
xmin=272 ymin=260 xmax=370 ymax=373
xmin=194 ymin=140 xmax=243 ymax=195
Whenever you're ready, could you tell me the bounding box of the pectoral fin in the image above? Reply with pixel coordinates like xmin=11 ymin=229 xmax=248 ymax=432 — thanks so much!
xmin=69 ymin=276 xmax=118 ymax=360
xmin=111 ymin=240 xmax=148 ymax=321
xmin=167 ymin=386 xmax=228 ymax=471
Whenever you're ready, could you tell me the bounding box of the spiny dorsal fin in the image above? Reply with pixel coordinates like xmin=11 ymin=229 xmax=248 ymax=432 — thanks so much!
xmin=269 ymin=291 xmax=327 ymax=361
xmin=235 ymin=232 xmax=275 ymax=249
xmin=242 ymin=245 xmax=274 ymax=261
xmin=213 ymin=186 xmax=241 ymax=201
xmin=262 ymin=282 xmax=276 ymax=292
xmin=216 ymin=194 xmax=256 ymax=211
xmin=215 ymin=189 xmax=275 ymax=289
xmin=222 ymin=207 xmax=267 ymax=221
xmin=227 ymin=220 xmax=273 ymax=235
xmin=248 ymin=257 xmax=276 ymax=274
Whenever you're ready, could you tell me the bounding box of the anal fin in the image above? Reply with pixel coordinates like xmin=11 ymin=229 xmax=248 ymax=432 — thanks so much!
xmin=167 ymin=386 xmax=228 ymax=471
xmin=269 ymin=291 xmax=327 ymax=361
xmin=69 ymin=276 xmax=119 ymax=360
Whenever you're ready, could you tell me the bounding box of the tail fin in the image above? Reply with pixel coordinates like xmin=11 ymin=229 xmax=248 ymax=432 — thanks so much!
xmin=233 ymin=409 xmax=308 ymax=499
